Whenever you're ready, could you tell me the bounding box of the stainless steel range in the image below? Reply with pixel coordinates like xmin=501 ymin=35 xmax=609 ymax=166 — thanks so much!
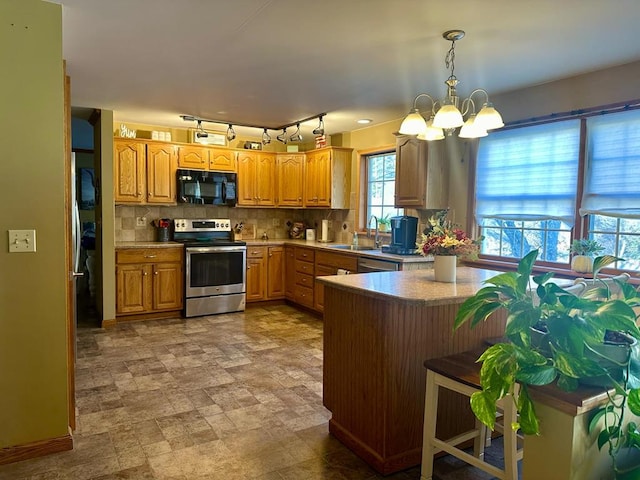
xmin=173 ymin=218 xmax=246 ymax=317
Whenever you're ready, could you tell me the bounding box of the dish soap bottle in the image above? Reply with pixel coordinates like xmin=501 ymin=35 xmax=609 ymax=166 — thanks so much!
xmin=352 ymin=231 xmax=358 ymax=248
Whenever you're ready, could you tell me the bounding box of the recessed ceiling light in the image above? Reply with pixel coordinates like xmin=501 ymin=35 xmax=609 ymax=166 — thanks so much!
xmin=357 ymin=119 xmax=372 ymax=124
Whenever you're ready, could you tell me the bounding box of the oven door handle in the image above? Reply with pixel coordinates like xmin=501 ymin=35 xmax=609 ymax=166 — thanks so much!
xmin=186 ymin=246 xmax=247 ymax=254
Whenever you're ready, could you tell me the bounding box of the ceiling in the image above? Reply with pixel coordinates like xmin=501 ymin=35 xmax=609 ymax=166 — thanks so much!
xmin=54 ymin=0 xmax=640 ymax=139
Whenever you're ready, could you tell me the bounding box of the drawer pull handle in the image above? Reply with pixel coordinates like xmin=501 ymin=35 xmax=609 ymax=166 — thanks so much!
xmin=144 ymin=255 xmax=157 ymax=258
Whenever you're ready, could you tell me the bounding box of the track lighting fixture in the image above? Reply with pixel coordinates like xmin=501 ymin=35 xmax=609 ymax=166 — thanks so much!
xmin=276 ymin=128 xmax=288 ymax=144
xmin=289 ymin=123 xmax=303 ymax=142
xmin=312 ymin=115 xmax=325 ymax=136
xmin=180 ymin=113 xmax=327 ymax=144
xmin=262 ymin=128 xmax=271 ymax=145
xmin=226 ymin=124 xmax=236 ymax=142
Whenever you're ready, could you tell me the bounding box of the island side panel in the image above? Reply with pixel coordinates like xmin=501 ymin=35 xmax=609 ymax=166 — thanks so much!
xmin=323 ymin=285 xmax=507 ymax=474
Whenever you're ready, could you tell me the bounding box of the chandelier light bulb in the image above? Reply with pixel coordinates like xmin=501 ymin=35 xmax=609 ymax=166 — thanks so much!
xmin=475 ymin=103 xmax=505 ymax=130
xmin=399 ymin=109 xmax=428 ymax=135
xmin=417 ymin=117 xmax=445 ymax=141
xmin=433 ymin=103 xmax=464 ymax=129
xmin=458 ymin=114 xmax=488 ymax=139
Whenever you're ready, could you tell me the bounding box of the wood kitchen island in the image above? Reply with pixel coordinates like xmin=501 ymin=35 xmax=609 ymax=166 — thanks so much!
xmin=317 ymin=267 xmax=508 ymax=475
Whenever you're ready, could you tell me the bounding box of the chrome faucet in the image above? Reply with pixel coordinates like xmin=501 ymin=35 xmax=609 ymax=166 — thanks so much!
xmin=367 ymin=215 xmax=381 ymax=248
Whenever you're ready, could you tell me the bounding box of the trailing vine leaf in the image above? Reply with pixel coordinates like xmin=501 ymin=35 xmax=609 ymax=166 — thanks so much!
xmin=628 ymin=389 xmax=640 ymax=416
xmin=516 ymin=365 xmax=557 ymax=386
xmin=588 ymin=405 xmax=616 ymax=435
xmin=598 ymin=426 xmax=620 ymax=450
xmin=470 ymin=390 xmax=498 ymax=430
xmin=593 ymin=255 xmax=624 ymax=278
xmin=517 ymin=386 xmax=539 ymax=435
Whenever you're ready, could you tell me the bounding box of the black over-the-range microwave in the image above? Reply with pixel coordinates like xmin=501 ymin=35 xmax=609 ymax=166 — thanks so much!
xmin=177 ymin=169 xmax=237 ymax=206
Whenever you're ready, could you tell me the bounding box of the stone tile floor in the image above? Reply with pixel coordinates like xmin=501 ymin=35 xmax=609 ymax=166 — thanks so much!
xmin=0 ymin=304 xmax=517 ymax=479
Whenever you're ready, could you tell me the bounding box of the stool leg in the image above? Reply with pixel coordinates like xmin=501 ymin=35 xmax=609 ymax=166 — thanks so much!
xmin=502 ymin=395 xmax=519 ymax=480
xmin=421 ymin=371 xmax=439 ymax=480
xmin=473 ymin=418 xmax=486 ymax=459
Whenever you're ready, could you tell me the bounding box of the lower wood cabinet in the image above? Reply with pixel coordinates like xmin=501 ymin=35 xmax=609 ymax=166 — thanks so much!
xmin=116 ymin=247 xmax=183 ymax=318
xmin=246 ymin=246 xmax=285 ymax=302
xmin=314 ymin=250 xmax=357 ymax=312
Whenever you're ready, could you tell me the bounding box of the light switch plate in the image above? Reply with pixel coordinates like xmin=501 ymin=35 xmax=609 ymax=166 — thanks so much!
xmin=9 ymin=229 xmax=36 ymax=252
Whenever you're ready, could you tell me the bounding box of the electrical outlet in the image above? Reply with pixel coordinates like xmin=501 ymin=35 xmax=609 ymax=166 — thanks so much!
xmin=136 ymin=216 xmax=146 ymax=227
xmin=272 ymin=218 xmax=280 ymax=227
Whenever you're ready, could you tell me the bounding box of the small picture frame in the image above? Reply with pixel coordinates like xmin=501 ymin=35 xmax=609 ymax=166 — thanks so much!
xmin=244 ymin=141 xmax=262 ymax=150
xmin=189 ymin=129 xmax=227 ymax=146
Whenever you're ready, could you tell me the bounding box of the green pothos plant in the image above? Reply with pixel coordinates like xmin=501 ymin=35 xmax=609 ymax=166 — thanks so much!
xmin=453 ymin=250 xmax=640 ymax=477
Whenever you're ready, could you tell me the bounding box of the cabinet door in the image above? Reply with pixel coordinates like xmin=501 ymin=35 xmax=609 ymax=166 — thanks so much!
xmin=246 ymin=256 xmax=266 ymax=301
xmin=178 ymin=145 xmax=208 ymax=170
xmin=208 ymin=148 xmax=236 ymax=172
xmin=152 ymin=262 xmax=183 ymax=310
xmin=237 ymin=151 xmax=257 ymax=206
xmin=116 ymin=264 xmax=151 ymax=314
xmin=284 ymin=246 xmax=296 ymax=299
xmin=304 ymin=150 xmax=331 ymax=207
xmin=267 ymin=246 xmax=285 ymax=299
xmin=277 ymin=154 xmax=304 ymax=207
xmin=395 ymin=136 xmax=427 ymax=208
xmin=114 ymin=140 xmax=146 ymax=203
xmin=314 ymin=264 xmax=334 ymax=312
xmin=256 ymin=153 xmax=276 ymax=206
xmin=146 ymin=143 xmax=177 ymax=204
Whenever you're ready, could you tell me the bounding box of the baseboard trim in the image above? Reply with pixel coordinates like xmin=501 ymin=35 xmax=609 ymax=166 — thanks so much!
xmin=0 ymin=434 xmax=73 ymax=465
xmin=101 ymin=317 xmax=117 ymax=328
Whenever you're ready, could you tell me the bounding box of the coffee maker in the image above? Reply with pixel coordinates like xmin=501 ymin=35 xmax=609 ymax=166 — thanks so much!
xmin=384 ymin=215 xmax=419 ymax=255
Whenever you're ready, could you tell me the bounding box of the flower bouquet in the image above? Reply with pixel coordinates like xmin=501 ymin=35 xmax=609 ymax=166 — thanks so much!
xmin=416 ymin=211 xmax=480 ymax=282
xmin=415 ymin=210 xmax=481 ymax=259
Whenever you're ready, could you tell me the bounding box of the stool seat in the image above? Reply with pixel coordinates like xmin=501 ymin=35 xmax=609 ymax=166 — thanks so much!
xmin=421 ymin=348 xmax=523 ymax=480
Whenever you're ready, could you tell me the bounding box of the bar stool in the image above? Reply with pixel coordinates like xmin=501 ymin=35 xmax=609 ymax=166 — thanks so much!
xmin=421 ymin=349 xmax=523 ymax=480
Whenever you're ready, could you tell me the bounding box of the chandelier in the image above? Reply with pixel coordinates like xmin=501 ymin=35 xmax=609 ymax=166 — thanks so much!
xmin=399 ymin=30 xmax=504 ymax=141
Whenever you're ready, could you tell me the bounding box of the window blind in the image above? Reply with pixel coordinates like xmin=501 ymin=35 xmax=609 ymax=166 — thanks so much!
xmin=581 ymin=109 xmax=640 ymax=218
xmin=476 ymin=120 xmax=581 ymax=226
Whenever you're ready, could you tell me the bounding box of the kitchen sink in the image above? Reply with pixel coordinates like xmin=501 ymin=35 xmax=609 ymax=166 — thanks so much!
xmin=328 ymin=244 xmax=377 ymax=251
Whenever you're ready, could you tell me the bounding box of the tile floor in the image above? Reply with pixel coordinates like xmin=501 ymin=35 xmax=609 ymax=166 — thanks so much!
xmin=0 ymin=304 xmax=515 ymax=479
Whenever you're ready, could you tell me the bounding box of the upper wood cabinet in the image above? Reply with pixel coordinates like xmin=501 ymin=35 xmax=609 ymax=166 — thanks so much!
xmin=304 ymin=147 xmax=352 ymax=208
xmin=237 ymin=151 xmax=276 ymax=206
xmin=114 ymin=139 xmax=146 ymax=203
xmin=177 ymin=145 xmax=236 ymax=172
xmin=177 ymin=145 xmax=208 ymax=170
xmin=114 ymin=139 xmax=177 ymax=205
xmin=394 ymin=136 xmax=448 ymax=209
xmin=209 ymin=148 xmax=236 ymax=172
xmin=146 ymin=143 xmax=177 ymax=203
xmin=276 ymin=153 xmax=305 ymax=207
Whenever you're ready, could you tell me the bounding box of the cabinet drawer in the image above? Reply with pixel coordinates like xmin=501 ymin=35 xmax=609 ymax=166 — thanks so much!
xmin=295 ymin=259 xmax=314 ymax=275
xmin=295 ymin=248 xmax=315 ymax=262
xmin=315 ymin=250 xmax=357 ymax=272
xmin=294 ymin=285 xmax=314 ymax=308
xmin=246 ymin=246 xmax=265 ymax=258
xmin=295 ymin=272 xmax=314 ymax=288
xmin=116 ymin=247 xmax=182 ymax=264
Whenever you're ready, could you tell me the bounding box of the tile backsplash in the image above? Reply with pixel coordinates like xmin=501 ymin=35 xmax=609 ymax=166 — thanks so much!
xmin=115 ymin=205 xmax=356 ymax=243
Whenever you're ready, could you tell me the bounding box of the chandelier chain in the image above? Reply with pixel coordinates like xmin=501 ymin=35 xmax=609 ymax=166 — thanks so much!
xmin=445 ymin=40 xmax=457 ymax=80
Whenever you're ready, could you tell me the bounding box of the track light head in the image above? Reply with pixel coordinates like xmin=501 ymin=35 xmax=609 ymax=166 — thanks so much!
xmin=262 ymin=128 xmax=271 ymax=145
xmin=312 ymin=115 xmax=325 ymax=136
xmin=276 ymin=128 xmax=288 ymax=144
xmin=226 ymin=124 xmax=236 ymax=142
xmin=289 ymin=123 xmax=303 ymax=142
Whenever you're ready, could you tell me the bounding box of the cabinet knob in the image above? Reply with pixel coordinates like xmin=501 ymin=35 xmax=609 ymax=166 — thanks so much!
xmin=154 ymin=271 xmax=158 ymax=275
xmin=143 ymin=272 xmax=148 ymax=276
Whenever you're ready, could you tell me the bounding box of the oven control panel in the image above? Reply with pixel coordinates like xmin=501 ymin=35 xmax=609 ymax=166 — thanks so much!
xmin=174 ymin=218 xmax=232 ymax=232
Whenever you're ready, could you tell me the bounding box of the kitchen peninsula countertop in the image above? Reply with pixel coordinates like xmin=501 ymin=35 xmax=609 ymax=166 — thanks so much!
xmin=316 ymin=266 xmax=502 ymax=305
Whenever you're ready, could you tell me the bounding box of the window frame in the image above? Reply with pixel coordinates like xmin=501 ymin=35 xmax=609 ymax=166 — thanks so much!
xmin=469 ymin=104 xmax=640 ymax=277
xmin=355 ymin=145 xmax=399 ymax=233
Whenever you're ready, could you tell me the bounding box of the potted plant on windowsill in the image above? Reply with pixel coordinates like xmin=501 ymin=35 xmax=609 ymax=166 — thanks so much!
xmin=454 ymin=250 xmax=640 ymax=477
xmin=571 ymin=238 xmax=605 ymax=273
xmin=377 ymin=214 xmax=391 ymax=233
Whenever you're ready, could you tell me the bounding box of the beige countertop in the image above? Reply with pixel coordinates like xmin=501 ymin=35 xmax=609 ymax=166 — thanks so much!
xmin=316 ymin=267 xmax=508 ymax=306
xmin=115 ymin=239 xmax=432 ymax=264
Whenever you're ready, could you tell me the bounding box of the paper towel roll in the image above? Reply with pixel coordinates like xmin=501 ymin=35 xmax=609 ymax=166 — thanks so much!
xmin=321 ymin=219 xmax=329 ymax=242
xmin=337 ymin=269 xmax=350 ymax=275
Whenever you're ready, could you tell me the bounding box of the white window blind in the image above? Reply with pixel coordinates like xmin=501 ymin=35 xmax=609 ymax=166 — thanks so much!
xmin=581 ymin=109 xmax=640 ymax=218
xmin=476 ymin=120 xmax=581 ymax=226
